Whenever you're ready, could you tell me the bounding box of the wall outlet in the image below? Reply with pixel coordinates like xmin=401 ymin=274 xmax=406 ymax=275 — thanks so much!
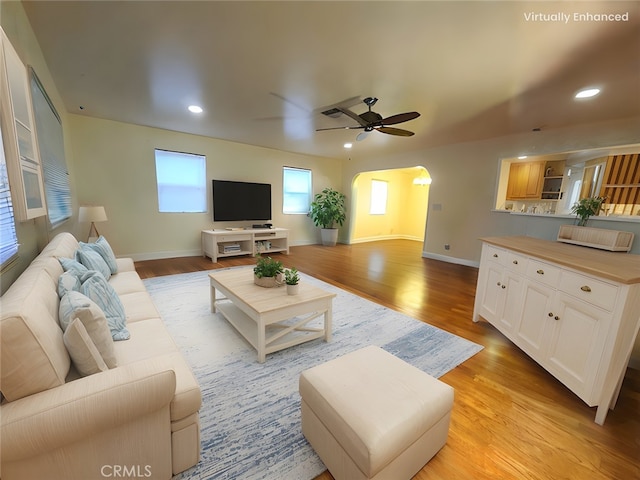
xmin=444 ymin=244 xmax=450 ymax=250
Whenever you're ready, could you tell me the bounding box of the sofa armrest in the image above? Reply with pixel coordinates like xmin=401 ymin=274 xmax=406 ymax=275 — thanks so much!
xmin=1 ymin=361 xmax=176 ymax=462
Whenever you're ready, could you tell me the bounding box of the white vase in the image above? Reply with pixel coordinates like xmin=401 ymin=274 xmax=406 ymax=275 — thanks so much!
xmin=320 ymin=228 xmax=339 ymax=246
xmin=286 ymin=283 xmax=299 ymax=295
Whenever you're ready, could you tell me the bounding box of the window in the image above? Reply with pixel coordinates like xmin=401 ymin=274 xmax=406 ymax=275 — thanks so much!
xmin=370 ymin=179 xmax=388 ymax=214
xmin=283 ymin=166 xmax=312 ymax=214
xmin=30 ymin=68 xmax=71 ymax=226
xmin=155 ymin=149 xmax=206 ymax=213
xmin=0 ymin=125 xmax=19 ymax=266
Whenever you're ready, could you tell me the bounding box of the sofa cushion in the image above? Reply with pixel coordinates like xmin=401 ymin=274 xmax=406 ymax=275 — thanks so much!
xmin=40 ymin=231 xmax=79 ymax=259
xmin=59 ymin=291 xmax=118 ymax=368
xmin=76 ymin=246 xmax=112 ymax=280
xmin=109 ymin=271 xmax=148 ymax=296
xmin=63 ymin=318 xmax=109 ymax=376
xmin=119 ymin=291 xmax=162 ymax=323
xmin=80 ymin=236 xmax=118 ymax=274
xmin=1 ymin=271 xmax=70 ymax=402
xmin=80 ymin=271 xmax=130 ymax=341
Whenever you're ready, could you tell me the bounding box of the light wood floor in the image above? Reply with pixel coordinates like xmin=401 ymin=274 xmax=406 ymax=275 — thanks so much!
xmin=135 ymin=240 xmax=639 ymax=480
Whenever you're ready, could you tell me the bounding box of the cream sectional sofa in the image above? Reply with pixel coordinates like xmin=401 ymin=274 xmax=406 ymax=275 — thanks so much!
xmin=0 ymin=232 xmax=202 ymax=480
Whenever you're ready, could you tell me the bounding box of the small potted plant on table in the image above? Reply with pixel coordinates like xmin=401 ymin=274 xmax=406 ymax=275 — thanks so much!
xmin=284 ymin=267 xmax=300 ymax=295
xmin=253 ymin=255 xmax=284 ymax=288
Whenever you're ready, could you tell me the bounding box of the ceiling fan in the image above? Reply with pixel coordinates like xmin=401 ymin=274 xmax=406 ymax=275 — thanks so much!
xmin=316 ymin=97 xmax=420 ymax=141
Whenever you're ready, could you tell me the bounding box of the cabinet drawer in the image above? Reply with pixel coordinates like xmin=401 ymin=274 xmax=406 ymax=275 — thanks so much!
xmin=505 ymin=252 xmax=528 ymax=273
xmin=484 ymin=245 xmax=507 ymax=266
xmin=559 ymin=270 xmax=618 ymax=311
xmin=526 ymin=260 xmax=561 ymax=287
xmin=217 ymin=234 xmax=251 ymax=242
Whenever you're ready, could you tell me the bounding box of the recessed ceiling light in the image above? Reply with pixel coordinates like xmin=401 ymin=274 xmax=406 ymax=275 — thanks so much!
xmin=188 ymin=105 xmax=203 ymax=113
xmin=575 ymin=88 xmax=600 ymax=99
xmin=344 ymin=143 xmax=353 ymax=149
xmin=518 ymin=155 xmax=528 ymax=159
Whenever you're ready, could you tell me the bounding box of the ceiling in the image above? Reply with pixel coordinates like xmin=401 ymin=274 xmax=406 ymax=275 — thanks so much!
xmin=21 ymin=1 xmax=640 ymax=161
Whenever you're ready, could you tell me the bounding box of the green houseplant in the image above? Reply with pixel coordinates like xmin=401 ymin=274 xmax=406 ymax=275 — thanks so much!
xmin=284 ymin=267 xmax=300 ymax=295
xmin=309 ymin=187 xmax=346 ymax=246
xmin=253 ymin=255 xmax=284 ymax=287
xmin=571 ymin=196 xmax=605 ymax=226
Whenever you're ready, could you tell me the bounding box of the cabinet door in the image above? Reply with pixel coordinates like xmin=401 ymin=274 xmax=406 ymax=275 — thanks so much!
xmin=477 ymin=262 xmax=505 ymax=324
xmin=545 ymin=292 xmax=611 ymax=405
xmin=524 ymin=162 xmax=544 ymax=198
xmin=514 ymin=280 xmax=554 ymax=358
xmin=497 ymin=271 xmax=525 ymax=336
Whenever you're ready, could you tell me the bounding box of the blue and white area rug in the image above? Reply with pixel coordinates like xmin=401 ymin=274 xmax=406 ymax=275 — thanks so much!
xmin=143 ymin=269 xmax=483 ymax=480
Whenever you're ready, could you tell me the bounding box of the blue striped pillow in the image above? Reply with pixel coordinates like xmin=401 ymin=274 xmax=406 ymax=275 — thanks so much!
xmin=80 ymin=236 xmax=118 ymax=274
xmin=80 ymin=271 xmax=129 ymax=341
xmin=76 ymin=246 xmax=111 ymax=280
xmin=59 ymin=257 xmax=89 ymax=277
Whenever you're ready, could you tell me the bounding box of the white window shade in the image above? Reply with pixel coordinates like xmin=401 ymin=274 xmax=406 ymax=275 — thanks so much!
xmin=283 ymin=166 xmax=312 ymax=214
xmin=0 ymin=125 xmax=19 ymax=266
xmin=155 ymin=149 xmax=207 ymax=213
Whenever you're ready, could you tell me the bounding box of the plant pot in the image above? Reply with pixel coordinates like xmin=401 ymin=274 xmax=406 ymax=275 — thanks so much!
xmin=286 ymin=283 xmax=299 ymax=295
xmin=254 ymin=273 xmax=283 ymax=288
xmin=320 ymin=228 xmax=339 ymax=247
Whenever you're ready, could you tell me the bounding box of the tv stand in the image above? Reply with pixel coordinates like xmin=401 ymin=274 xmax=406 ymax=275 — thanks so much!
xmin=201 ymin=228 xmax=289 ymax=262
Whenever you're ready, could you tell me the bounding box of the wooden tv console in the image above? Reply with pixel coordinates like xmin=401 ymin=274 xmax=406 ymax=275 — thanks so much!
xmin=201 ymin=228 xmax=289 ymax=262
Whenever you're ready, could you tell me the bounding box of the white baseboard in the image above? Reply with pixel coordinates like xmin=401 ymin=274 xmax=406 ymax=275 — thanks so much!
xmin=350 ymin=234 xmax=423 ymax=244
xmin=126 ymin=249 xmax=203 ymax=262
xmin=422 ymin=251 xmax=479 ymax=268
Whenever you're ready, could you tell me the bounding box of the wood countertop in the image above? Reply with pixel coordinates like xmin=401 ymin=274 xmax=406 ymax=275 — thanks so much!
xmin=480 ymin=236 xmax=640 ymax=284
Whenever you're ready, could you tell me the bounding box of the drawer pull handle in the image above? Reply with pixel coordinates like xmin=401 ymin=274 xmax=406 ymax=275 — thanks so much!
xmin=493 ymin=253 xmax=498 ymax=258
xmin=501 ymin=284 xmax=506 ymax=289
xmin=580 ymin=285 xmax=592 ymax=293
xmin=548 ymin=312 xmax=554 ymax=317
xmin=536 ymin=269 xmax=544 ymax=275
xmin=512 ymin=260 xmax=518 ymax=265
xmin=548 ymin=312 xmax=560 ymax=320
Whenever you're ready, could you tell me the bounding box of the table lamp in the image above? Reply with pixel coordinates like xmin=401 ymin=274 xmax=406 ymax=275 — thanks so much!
xmin=78 ymin=206 xmax=107 ymax=242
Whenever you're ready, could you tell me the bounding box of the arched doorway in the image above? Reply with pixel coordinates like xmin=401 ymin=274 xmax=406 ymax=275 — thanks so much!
xmin=348 ymin=166 xmax=431 ymax=244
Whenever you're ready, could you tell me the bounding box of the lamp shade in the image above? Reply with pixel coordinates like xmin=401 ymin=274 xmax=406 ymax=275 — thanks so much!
xmin=78 ymin=206 xmax=107 ymax=223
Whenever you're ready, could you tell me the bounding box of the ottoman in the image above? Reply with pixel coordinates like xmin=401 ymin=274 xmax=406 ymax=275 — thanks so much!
xmin=299 ymin=345 xmax=454 ymax=480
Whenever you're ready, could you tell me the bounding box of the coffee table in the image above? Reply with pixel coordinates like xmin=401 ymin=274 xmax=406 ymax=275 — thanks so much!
xmin=209 ymin=268 xmax=336 ymax=362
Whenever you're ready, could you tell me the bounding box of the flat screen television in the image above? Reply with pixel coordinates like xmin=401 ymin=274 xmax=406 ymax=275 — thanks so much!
xmin=212 ymin=179 xmax=272 ymax=222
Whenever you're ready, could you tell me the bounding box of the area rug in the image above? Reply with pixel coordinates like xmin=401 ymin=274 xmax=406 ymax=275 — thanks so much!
xmin=143 ymin=268 xmax=483 ymax=480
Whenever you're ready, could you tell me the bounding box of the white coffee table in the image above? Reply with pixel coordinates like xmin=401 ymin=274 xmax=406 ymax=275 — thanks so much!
xmin=209 ymin=267 xmax=336 ymax=362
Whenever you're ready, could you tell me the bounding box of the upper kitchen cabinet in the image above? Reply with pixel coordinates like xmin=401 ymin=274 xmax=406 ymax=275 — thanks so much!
xmin=506 ymin=161 xmax=544 ymax=200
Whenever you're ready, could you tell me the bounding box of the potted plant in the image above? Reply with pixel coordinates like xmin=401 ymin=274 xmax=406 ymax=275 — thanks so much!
xmin=253 ymin=255 xmax=284 ymax=288
xmin=309 ymin=187 xmax=346 ymax=246
xmin=571 ymin=196 xmax=605 ymax=226
xmin=284 ymin=267 xmax=300 ymax=295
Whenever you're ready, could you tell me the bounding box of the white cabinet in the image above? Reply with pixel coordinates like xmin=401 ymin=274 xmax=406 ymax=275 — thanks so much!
xmin=201 ymin=228 xmax=289 ymax=262
xmin=473 ymin=236 xmax=640 ymax=425
xmin=0 ymin=29 xmax=47 ymax=221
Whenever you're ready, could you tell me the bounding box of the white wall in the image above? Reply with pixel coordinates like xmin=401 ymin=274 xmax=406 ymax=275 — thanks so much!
xmin=341 ymin=116 xmax=640 ymax=265
xmin=67 ymin=114 xmax=342 ymax=260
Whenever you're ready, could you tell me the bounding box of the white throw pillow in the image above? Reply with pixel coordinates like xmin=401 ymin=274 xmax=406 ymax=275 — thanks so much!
xmin=63 ymin=318 xmax=109 ymax=376
xmin=59 ymin=291 xmax=118 ymax=368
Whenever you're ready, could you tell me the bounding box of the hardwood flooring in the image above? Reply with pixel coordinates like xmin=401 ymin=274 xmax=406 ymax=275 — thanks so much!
xmin=135 ymin=239 xmax=639 ymax=480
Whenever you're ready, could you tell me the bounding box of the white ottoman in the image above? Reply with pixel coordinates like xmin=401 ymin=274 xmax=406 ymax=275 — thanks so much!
xmin=299 ymin=345 xmax=454 ymax=480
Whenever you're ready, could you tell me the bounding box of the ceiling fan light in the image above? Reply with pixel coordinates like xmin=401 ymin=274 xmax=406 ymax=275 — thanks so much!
xmin=575 ymin=88 xmax=600 ymax=99
xmin=356 ymin=131 xmax=369 ymax=141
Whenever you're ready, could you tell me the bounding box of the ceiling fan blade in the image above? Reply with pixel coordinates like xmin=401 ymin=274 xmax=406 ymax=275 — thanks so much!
xmin=376 ymin=126 xmax=415 ymax=136
xmin=337 ymin=107 xmax=369 ymax=127
xmin=316 ymin=125 xmax=365 ymax=132
xmin=381 ymin=111 xmax=420 ymax=126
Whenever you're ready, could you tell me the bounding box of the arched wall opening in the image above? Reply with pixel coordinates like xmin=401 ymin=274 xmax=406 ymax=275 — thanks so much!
xmin=348 ymin=166 xmax=431 ymax=245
